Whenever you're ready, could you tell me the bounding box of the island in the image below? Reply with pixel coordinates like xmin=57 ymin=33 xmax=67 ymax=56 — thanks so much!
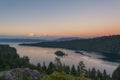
xmin=54 ymin=51 xmax=68 ymax=57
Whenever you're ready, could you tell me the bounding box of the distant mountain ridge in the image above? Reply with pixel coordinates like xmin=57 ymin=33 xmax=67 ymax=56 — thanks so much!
xmin=0 ymin=36 xmax=80 ymax=42
xmin=0 ymin=38 xmax=47 ymax=43
xmin=54 ymin=37 xmax=80 ymax=41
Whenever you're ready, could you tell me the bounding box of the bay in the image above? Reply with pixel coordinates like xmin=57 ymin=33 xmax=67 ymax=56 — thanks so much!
xmin=0 ymin=42 xmax=119 ymax=75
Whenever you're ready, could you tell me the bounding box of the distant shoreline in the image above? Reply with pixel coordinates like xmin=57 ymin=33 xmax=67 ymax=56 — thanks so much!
xmin=19 ymin=35 xmax=120 ymax=63
xmin=19 ymin=43 xmax=120 ymax=63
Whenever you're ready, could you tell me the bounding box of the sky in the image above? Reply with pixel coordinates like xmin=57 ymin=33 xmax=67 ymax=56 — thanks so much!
xmin=0 ymin=0 xmax=120 ymax=37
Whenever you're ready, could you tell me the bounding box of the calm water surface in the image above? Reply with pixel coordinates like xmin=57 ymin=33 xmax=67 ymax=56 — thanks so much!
xmin=0 ymin=43 xmax=119 ymax=75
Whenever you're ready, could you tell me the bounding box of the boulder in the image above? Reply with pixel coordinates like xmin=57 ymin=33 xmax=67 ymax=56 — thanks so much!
xmin=0 ymin=68 xmax=41 ymax=80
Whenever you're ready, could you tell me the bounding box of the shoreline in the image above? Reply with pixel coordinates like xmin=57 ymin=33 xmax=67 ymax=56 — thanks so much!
xmin=20 ymin=43 xmax=120 ymax=63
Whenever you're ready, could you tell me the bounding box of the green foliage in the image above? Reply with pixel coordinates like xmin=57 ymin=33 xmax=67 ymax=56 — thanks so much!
xmin=37 ymin=63 xmax=43 ymax=72
xmin=112 ymin=65 xmax=120 ymax=80
xmin=0 ymin=45 xmax=31 ymax=71
xmin=54 ymin=57 xmax=62 ymax=72
xmin=77 ymin=61 xmax=86 ymax=76
xmin=71 ymin=65 xmax=77 ymax=76
xmin=88 ymin=68 xmax=96 ymax=79
xmin=0 ymin=77 xmax=5 ymax=80
xmin=63 ymin=65 xmax=70 ymax=74
xmin=38 ymin=58 xmax=112 ymax=80
xmin=47 ymin=62 xmax=55 ymax=74
xmin=39 ymin=71 xmax=92 ymax=80
xmin=42 ymin=62 xmax=47 ymax=73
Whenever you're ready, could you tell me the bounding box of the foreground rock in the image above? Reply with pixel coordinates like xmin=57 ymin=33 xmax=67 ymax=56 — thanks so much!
xmin=0 ymin=68 xmax=41 ymax=80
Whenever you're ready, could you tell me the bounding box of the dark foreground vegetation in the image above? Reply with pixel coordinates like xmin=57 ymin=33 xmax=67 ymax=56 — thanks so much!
xmin=0 ymin=45 xmax=33 ymax=71
xmin=20 ymin=35 xmax=120 ymax=62
xmin=0 ymin=45 xmax=120 ymax=80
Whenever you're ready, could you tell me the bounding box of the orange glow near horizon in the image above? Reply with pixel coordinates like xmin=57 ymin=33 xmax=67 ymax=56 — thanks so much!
xmin=1 ymin=21 xmax=120 ymax=37
xmin=1 ymin=24 xmax=120 ymax=37
xmin=0 ymin=0 xmax=120 ymax=37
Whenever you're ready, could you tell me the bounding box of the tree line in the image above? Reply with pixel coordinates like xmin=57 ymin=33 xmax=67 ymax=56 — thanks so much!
xmin=0 ymin=45 xmax=120 ymax=80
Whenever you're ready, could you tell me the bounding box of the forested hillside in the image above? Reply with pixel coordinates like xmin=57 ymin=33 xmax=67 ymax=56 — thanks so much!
xmin=21 ymin=35 xmax=120 ymax=62
xmin=0 ymin=45 xmax=32 ymax=71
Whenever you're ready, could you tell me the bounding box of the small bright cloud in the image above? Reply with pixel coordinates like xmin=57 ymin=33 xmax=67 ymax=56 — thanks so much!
xmin=29 ymin=33 xmax=35 ymax=36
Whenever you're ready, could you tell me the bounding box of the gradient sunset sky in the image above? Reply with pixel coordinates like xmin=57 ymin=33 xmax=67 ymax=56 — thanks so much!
xmin=0 ymin=0 xmax=120 ymax=37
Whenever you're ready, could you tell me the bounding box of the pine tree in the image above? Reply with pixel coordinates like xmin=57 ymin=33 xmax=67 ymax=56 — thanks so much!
xmin=47 ymin=62 xmax=55 ymax=74
xmin=77 ymin=61 xmax=86 ymax=76
xmin=54 ymin=57 xmax=62 ymax=72
xmin=90 ymin=68 xmax=96 ymax=79
xmin=71 ymin=65 xmax=77 ymax=76
xmin=65 ymin=66 xmax=70 ymax=74
xmin=103 ymin=69 xmax=107 ymax=80
xmin=42 ymin=62 xmax=47 ymax=73
xmin=86 ymin=68 xmax=91 ymax=78
xmin=97 ymin=70 xmax=103 ymax=80
xmin=37 ymin=63 xmax=42 ymax=72
xmin=112 ymin=65 xmax=120 ymax=80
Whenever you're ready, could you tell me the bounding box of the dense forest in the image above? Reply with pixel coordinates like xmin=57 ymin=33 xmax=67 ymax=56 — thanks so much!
xmin=21 ymin=35 xmax=120 ymax=62
xmin=0 ymin=45 xmax=35 ymax=71
xmin=0 ymin=45 xmax=120 ymax=80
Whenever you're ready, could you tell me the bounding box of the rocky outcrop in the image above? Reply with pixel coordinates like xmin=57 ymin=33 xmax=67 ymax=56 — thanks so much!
xmin=0 ymin=68 xmax=42 ymax=80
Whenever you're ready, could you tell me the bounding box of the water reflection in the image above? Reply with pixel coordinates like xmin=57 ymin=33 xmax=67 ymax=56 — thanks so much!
xmin=0 ymin=43 xmax=119 ymax=75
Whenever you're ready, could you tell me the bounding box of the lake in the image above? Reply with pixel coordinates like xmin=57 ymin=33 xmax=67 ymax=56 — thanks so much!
xmin=0 ymin=42 xmax=119 ymax=75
